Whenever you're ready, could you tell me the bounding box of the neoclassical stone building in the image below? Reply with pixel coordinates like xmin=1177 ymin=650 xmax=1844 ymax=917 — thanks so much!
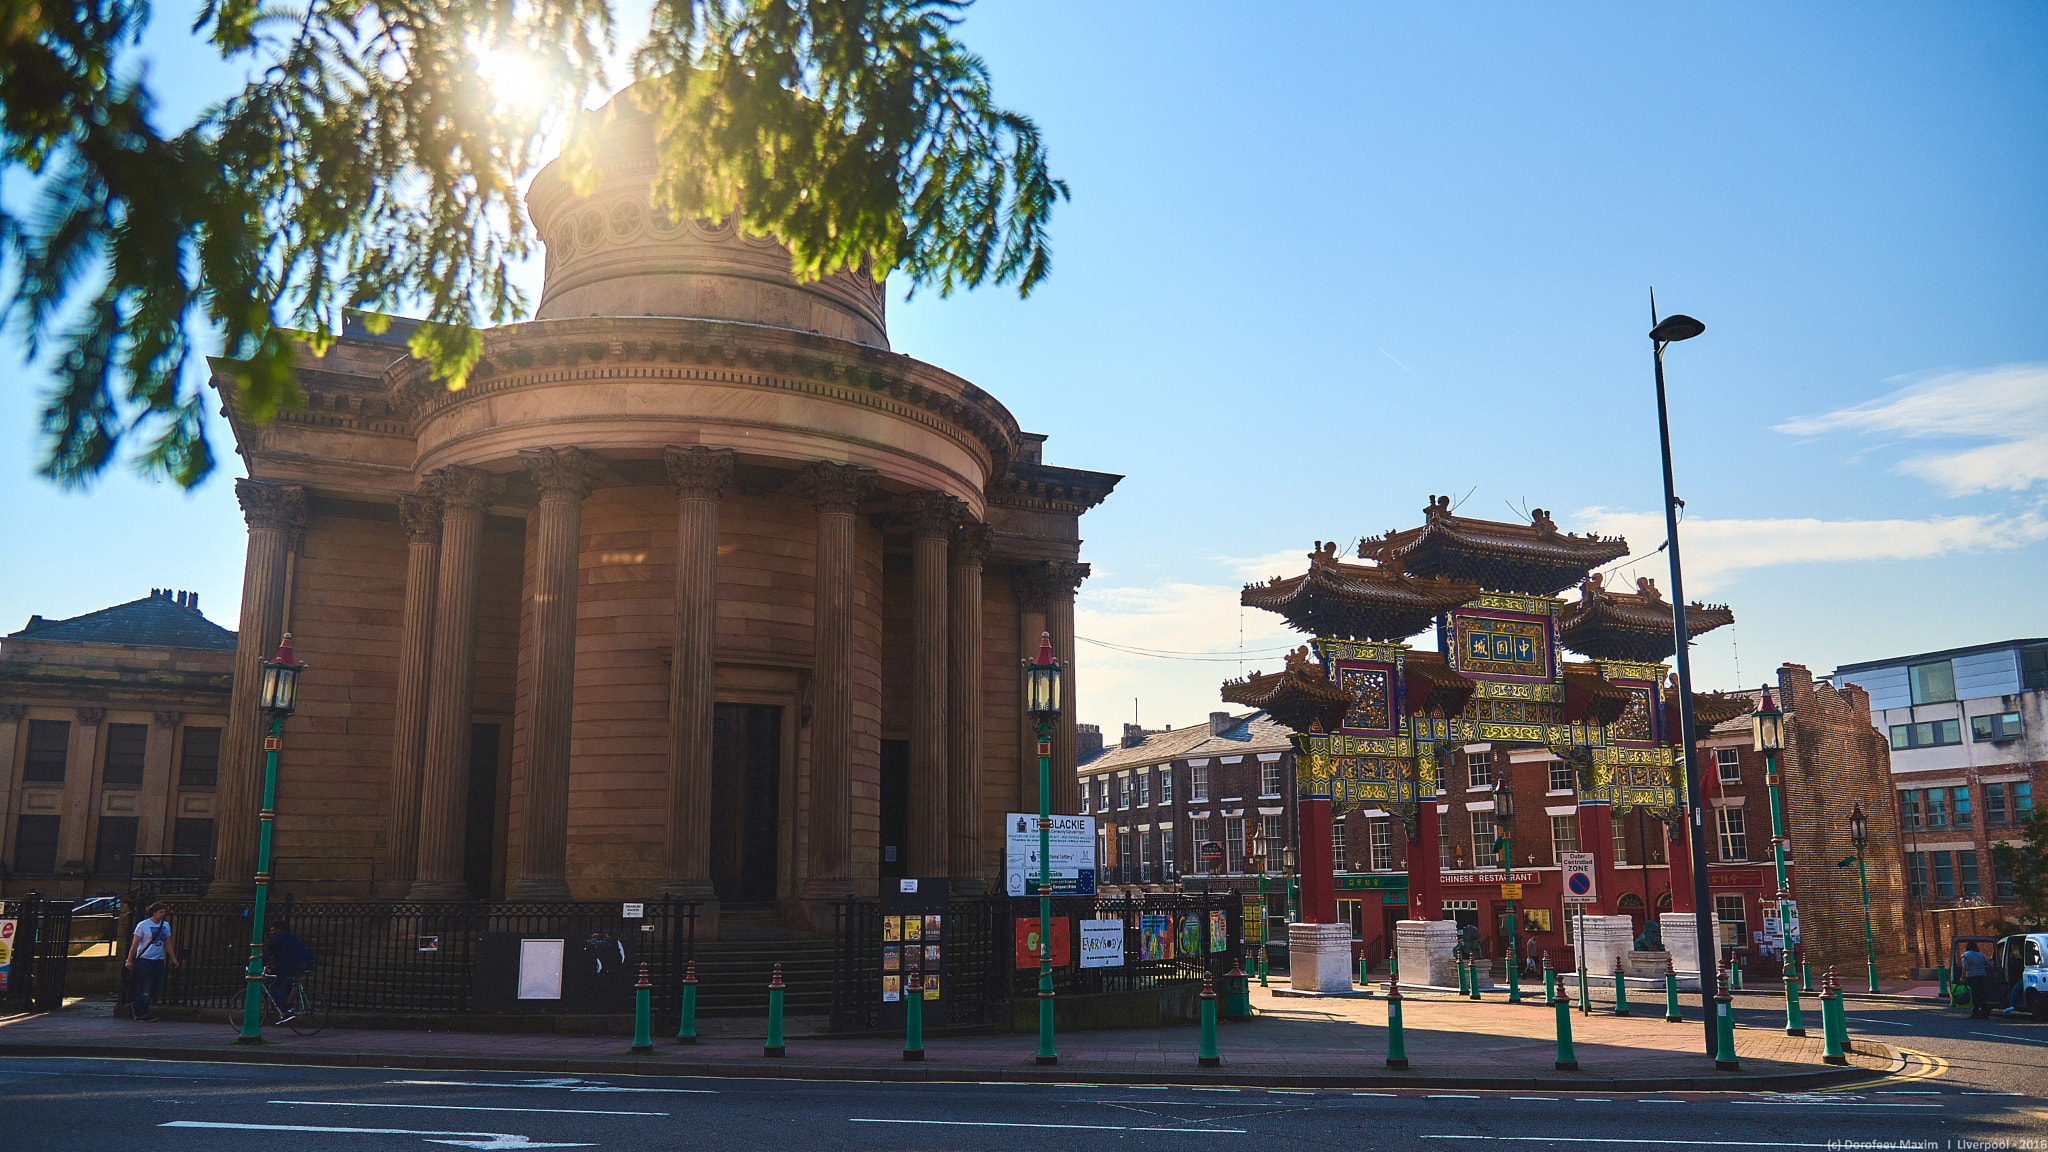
xmin=209 ymin=92 xmax=1117 ymax=933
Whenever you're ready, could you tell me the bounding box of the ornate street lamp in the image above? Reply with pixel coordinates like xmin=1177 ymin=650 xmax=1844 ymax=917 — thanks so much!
xmin=1753 ymin=685 xmax=1804 ymax=1035
xmin=1649 ymin=300 xmax=1716 ymax=1057
xmin=1023 ymin=632 xmax=1062 ymax=1065
xmin=1494 ymin=777 xmax=1523 ymax=1003
xmin=237 ymin=634 xmax=304 ymax=1044
xmin=1846 ymin=802 xmax=1879 ymax=992
xmin=1250 ymin=830 xmax=1272 ymax=986
xmin=1282 ymin=845 xmax=1298 ymax=928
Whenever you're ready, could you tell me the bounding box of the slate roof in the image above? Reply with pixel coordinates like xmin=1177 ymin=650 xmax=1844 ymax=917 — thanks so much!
xmin=9 ymin=591 xmax=238 ymax=650
xmin=1076 ymin=711 xmax=1295 ymax=775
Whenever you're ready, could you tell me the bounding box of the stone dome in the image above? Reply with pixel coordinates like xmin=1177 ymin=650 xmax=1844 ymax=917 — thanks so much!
xmin=527 ymin=86 xmax=889 ymax=348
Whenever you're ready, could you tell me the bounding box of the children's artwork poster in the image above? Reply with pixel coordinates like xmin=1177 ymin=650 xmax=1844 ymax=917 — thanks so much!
xmin=1014 ymin=916 xmax=1072 ymax=969
xmin=924 ymin=915 xmax=943 ymax=941
xmin=0 ymin=918 xmax=14 ymax=994
xmin=1176 ymin=914 xmax=1202 ymax=958
xmin=924 ymin=944 xmax=941 ymax=966
xmin=1078 ymin=919 xmax=1125 ymax=969
xmin=1139 ymin=914 xmax=1172 ymax=962
xmin=1209 ymin=910 xmax=1229 ymax=953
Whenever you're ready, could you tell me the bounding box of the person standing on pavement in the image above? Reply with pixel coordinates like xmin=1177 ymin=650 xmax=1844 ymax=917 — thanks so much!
xmin=1959 ymin=942 xmax=1993 ymax=1019
xmin=124 ymin=902 xmax=180 ymax=1022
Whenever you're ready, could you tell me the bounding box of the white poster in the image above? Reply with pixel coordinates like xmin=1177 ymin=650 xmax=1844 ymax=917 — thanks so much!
xmin=517 ymin=938 xmax=565 ymax=1000
xmin=1079 ymin=919 xmax=1124 ymax=969
xmin=1004 ymin=813 xmax=1097 ymax=896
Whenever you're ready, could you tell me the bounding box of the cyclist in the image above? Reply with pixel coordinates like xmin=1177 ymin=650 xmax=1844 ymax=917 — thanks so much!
xmin=264 ymin=920 xmax=316 ymax=1024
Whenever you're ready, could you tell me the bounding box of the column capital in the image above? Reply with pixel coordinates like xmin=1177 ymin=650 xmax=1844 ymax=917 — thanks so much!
xmin=234 ymin=478 xmax=307 ymax=532
xmin=663 ymin=445 xmax=736 ymax=499
xmin=76 ymin=706 xmax=106 ymax=724
xmin=950 ymin=522 xmax=994 ymax=566
xmin=797 ymin=460 xmax=880 ymax=514
xmin=0 ymin=703 xmax=25 ymax=722
xmin=434 ymin=464 xmax=505 ymax=514
xmin=518 ymin=446 xmax=599 ymax=499
xmin=899 ymin=491 xmax=968 ymax=539
xmin=1014 ymin=559 xmax=1090 ymax=610
xmin=397 ymin=490 xmax=444 ymax=544
xmin=153 ymin=711 xmax=183 ymax=728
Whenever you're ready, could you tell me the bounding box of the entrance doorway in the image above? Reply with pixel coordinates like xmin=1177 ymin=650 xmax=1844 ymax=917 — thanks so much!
xmin=710 ymin=704 xmax=782 ymax=906
xmin=464 ymin=723 xmax=501 ymax=899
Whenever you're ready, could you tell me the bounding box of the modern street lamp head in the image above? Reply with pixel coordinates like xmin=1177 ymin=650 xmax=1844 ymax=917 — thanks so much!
xmin=1751 ymin=684 xmax=1784 ymax=753
xmin=1024 ymin=631 xmax=1062 ymax=720
xmin=1848 ymin=802 xmax=1868 ymax=850
xmin=257 ymin=633 xmax=305 ymax=715
xmin=1649 ymin=314 xmax=1705 ymax=343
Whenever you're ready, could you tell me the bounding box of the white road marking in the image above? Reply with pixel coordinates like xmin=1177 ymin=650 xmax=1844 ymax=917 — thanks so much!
xmin=1876 ymin=1091 xmax=1941 ymax=1095
xmin=161 ymin=1121 xmax=593 ymax=1149
xmin=850 ymin=1119 xmax=1245 ymax=1133
xmin=1428 ymin=1094 xmax=1479 ymax=1098
xmin=271 ymin=1100 xmax=664 ymax=1117
xmin=386 ymin=1079 xmax=714 ymax=1094
xmin=1191 ymin=1087 xmax=1240 ymax=1092
xmin=1968 ymin=1031 xmax=2048 ymax=1046
xmin=1844 ymin=1017 xmax=1913 ymax=1026
xmin=1352 ymin=1092 xmax=1397 ymax=1096
xmin=1731 ymin=1101 xmax=1941 ymax=1108
xmin=1508 ymin=1097 xmax=1555 ymax=1101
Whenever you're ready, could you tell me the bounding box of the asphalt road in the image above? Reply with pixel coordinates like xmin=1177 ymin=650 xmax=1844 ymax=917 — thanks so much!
xmin=4 ymin=1000 xmax=2041 ymax=1151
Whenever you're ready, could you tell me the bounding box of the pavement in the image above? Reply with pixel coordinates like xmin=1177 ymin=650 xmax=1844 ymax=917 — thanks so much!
xmin=0 ymin=984 xmax=1897 ymax=1091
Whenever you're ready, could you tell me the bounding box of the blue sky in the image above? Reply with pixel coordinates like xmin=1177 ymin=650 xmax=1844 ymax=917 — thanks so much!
xmin=5 ymin=2 xmax=2045 ymax=734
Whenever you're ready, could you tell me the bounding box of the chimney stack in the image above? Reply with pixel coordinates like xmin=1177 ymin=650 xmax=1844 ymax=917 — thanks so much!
xmin=1209 ymin=711 xmax=1233 ymax=736
xmin=1121 ymin=723 xmax=1146 ymax=749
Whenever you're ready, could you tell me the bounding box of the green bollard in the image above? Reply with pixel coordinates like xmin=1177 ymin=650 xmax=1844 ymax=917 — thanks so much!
xmin=1936 ymin=965 xmax=1949 ymax=999
xmin=903 ymin=971 xmax=925 ymax=1061
xmin=1390 ymin=952 xmax=1399 ymax=981
xmin=1543 ymin=955 xmax=1556 ymax=1006
xmin=1223 ymin=962 xmax=1250 ymax=1019
xmin=630 ymin=963 xmax=654 ymax=1053
xmin=1730 ymin=959 xmax=1743 ymax=991
xmin=1820 ymin=970 xmax=1847 ymax=1065
xmin=1713 ymin=964 xmax=1740 ymax=1071
xmin=675 ymin=960 xmax=699 ymax=1044
xmin=1259 ymin=945 xmax=1269 ymax=988
xmin=1664 ymin=958 xmax=1683 ymax=1023
xmin=1198 ymin=973 xmax=1221 ymax=1068
xmin=1553 ymin=986 xmax=1578 ymax=1070
xmin=1455 ymin=951 xmax=1468 ymax=996
xmin=1470 ymin=951 xmax=1484 ymax=1001
xmin=1612 ymin=955 xmax=1630 ymax=1017
xmin=1784 ymin=956 xmax=1806 ymax=1037
xmin=1385 ymin=980 xmax=1409 ymax=1069
xmin=1360 ymin=957 xmax=1370 ymax=988
xmin=1578 ymin=963 xmax=1590 ymax=1017
xmin=1802 ymin=962 xmax=1813 ymax=993
xmin=764 ymin=963 xmax=786 ymax=1058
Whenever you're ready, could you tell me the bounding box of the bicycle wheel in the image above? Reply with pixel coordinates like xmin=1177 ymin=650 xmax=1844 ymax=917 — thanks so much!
xmin=285 ymin=983 xmax=326 ymax=1037
xmin=226 ymin=982 xmax=270 ymax=1033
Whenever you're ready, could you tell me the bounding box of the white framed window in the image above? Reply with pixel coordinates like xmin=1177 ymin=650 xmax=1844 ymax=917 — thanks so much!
xmin=1370 ymin=821 xmax=1393 ymax=871
xmin=1716 ymin=747 xmax=1741 ymax=783
xmin=1161 ymin=826 xmax=1176 ymax=877
xmin=1715 ymin=808 xmax=1747 ymax=861
xmin=1550 ymin=814 xmax=1578 ymax=863
xmin=1263 ymin=813 xmax=1286 ymax=851
xmin=1117 ymin=776 xmax=1132 ymax=809
xmin=1471 ymin=812 xmax=1499 ymax=868
xmin=1715 ymin=895 xmax=1747 ymax=950
xmin=1438 ymin=812 xmax=1453 ymax=869
xmin=1137 ymin=772 xmax=1151 ymax=807
xmin=1612 ymin=815 xmax=1629 ymax=864
xmin=1225 ymin=816 xmax=1245 ymax=873
xmin=1330 ymin=818 xmax=1347 ymax=870
xmin=1468 ymin=752 xmax=1494 ymax=789
xmin=1191 ymin=764 xmax=1209 ymax=802
xmin=1261 ymin=759 xmax=1282 ymax=796
xmin=1159 ymin=768 xmax=1174 ymax=806
xmin=1189 ymin=818 xmax=1208 ymax=862
xmin=1443 ymin=898 xmax=1478 ymax=925
xmin=1549 ymin=760 xmax=1573 ymax=792
xmin=1077 ymin=783 xmax=1089 ymax=813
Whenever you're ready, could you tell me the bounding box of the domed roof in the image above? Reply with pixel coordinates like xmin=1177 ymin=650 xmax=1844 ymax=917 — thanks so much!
xmin=527 ymin=85 xmax=889 ymax=348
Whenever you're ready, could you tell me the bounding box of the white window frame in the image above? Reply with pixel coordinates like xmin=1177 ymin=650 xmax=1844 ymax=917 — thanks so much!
xmin=1550 ymin=814 xmax=1578 ymax=864
xmin=1471 ymin=811 xmax=1499 ymax=868
xmin=1716 ymin=747 xmax=1741 ymax=784
xmin=1468 ymin=752 xmax=1494 ymax=789
xmin=1158 ymin=768 xmax=1174 ymax=806
xmin=1136 ymin=772 xmax=1150 ymax=807
xmin=1261 ymin=759 xmax=1282 ymax=797
xmin=1438 ymin=812 xmax=1454 ymax=869
xmin=1330 ymin=818 xmax=1347 ymax=871
xmin=1612 ymin=815 xmax=1629 ymax=864
xmin=1548 ymin=760 xmax=1573 ymax=793
xmin=1370 ymin=820 xmax=1393 ymax=871
xmin=1191 ymin=763 xmax=1210 ymax=802
xmin=1715 ymin=808 xmax=1747 ymax=861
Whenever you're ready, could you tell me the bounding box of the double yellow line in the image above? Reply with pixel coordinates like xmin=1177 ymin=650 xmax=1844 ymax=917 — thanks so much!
xmin=1815 ymin=1046 xmax=1947 ymax=1092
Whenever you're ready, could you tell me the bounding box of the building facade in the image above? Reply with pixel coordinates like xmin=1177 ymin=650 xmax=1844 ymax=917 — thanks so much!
xmin=197 ymin=88 xmax=1118 ymax=934
xmin=1834 ymin=638 xmax=2046 ymax=968
xmin=1 ymin=591 xmax=236 ymax=897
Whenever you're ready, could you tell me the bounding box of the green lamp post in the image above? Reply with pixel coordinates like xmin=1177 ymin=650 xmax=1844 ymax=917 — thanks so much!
xmin=1250 ymin=829 xmax=1271 ymax=986
xmin=1848 ymin=803 xmax=1879 ymax=993
xmin=1494 ymin=777 xmax=1522 ymax=1004
xmin=1282 ymin=845 xmax=1298 ymax=929
xmin=1024 ymin=632 xmax=1063 ymax=1065
xmin=236 ymin=634 xmax=304 ymax=1044
xmin=1753 ymin=686 xmax=1804 ymax=1036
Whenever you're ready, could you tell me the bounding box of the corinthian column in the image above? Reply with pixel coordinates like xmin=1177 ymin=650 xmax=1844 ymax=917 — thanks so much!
xmin=409 ymin=465 xmax=503 ymax=901
xmin=947 ymin=521 xmax=992 ymax=890
xmin=208 ymin=478 xmax=305 ymax=900
xmin=796 ymin=461 xmax=877 ymax=900
xmin=510 ymin=447 xmax=596 ymax=899
xmin=661 ymin=445 xmax=734 ymax=900
xmin=378 ymin=484 xmax=441 ymax=898
xmin=903 ymin=492 xmax=960 ymax=878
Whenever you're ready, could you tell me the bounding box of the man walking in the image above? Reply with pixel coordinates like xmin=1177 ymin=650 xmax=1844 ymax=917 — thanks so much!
xmin=124 ymin=902 xmax=180 ymax=1022
xmin=1959 ymin=942 xmax=1993 ymax=1020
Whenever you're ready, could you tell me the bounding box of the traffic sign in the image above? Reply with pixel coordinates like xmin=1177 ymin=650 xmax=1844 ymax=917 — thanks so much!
xmin=1499 ymin=883 xmax=1523 ymax=900
xmin=1561 ymin=851 xmax=1597 ymax=905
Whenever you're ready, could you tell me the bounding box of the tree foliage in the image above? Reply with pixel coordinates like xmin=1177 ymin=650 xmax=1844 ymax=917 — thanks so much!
xmin=2 ymin=0 xmax=1063 ymax=489
xmin=1992 ymin=806 xmax=2048 ymax=926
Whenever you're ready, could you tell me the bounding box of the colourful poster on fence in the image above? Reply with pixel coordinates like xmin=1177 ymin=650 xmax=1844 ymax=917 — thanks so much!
xmin=1209 ymin=910 xmax=1229 ymax=953
xmin=1241 ymin=899 xmax=1264 ymax=946
xmin=0 ymin=918 xmax=14 ymax=995
xmin=1139 ymin=914 xmax=1171 ymax=962
xmin=1015 ymin=916 xmax=1071 ymax=969
xmin=1176 ymin=914 xmax=1202 ymax=958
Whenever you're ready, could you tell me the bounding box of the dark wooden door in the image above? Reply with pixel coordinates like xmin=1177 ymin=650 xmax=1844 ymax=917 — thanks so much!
xmin=711 ymin=704 xmax=782 ymax=905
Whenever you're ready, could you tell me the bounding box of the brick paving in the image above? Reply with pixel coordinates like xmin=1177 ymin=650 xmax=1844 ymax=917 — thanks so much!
xmin=0 ymin=986 xmax=1895 ymax=1089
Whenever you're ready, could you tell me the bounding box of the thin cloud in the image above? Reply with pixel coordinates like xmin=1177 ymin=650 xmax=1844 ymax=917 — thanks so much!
xmin=1774 ymin=364 xmax=2048 ymax=495
xmin=1075 ymin=581 xmax=1301 ymax=729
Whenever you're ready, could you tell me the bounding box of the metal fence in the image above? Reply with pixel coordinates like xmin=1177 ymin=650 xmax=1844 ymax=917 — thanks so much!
xmin=0 ymin=894 xmax=73 ymax=1012
xmin=125 ymin=896 xmax=697 ymax=1017
xmin=828 ymin=890 xmax=1242 ymax=1033
xmin=128 ymin=854 xmax=211 ymax=898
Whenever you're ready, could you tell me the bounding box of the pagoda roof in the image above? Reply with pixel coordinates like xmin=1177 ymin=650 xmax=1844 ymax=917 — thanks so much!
xmin=1241 ymin=542 xmax=1481 ymax=641
xmin=1404 ymin=651 xmax=1477 ymax=718
xmin=1220 ymin=647 xmax=1355 ymax=734
xmin=1558 ymin=574 xmax=1733 ymax=661
xmin=1688 ymin=689 xmax=1756 ymax=732
xmin=1560 ymin=662 xmax=1631 ymax=726
xmin=1362 ymin=498 xmax=1628 ymax=596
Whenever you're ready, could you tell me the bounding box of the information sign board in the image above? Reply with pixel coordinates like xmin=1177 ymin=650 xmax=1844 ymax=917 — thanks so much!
xmin=1004 ymin=813 xmax=1097 ymax=895
xmin=1561 ymin=851 xmax=1597 ymax=905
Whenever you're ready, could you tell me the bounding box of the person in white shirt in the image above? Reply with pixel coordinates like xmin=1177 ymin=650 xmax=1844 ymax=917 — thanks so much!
xmin=125 ymin=902 xmax=180 ymax=1021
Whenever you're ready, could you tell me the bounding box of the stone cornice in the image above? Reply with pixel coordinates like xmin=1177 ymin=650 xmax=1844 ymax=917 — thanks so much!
xmin=989 ymin=460 xmax=1122 ymax=516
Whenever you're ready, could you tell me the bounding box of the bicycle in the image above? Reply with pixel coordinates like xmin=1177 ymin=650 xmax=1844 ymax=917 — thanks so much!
xmin=227 ymin=970 xmax=327 ymax=1037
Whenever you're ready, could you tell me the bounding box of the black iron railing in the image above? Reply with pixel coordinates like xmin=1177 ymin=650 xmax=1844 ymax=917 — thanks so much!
xmin=128 ymin=854 xmax=213 ymax=897
xmin=0 ymin=893 xmax=73 ymax=1011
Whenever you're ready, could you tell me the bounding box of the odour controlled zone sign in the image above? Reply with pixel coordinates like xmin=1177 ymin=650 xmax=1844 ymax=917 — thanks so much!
xmin=1004 ymin=813 xmax=1097 ymax=895
xmin=1561 ymin=851 xmax=1597 ymax=905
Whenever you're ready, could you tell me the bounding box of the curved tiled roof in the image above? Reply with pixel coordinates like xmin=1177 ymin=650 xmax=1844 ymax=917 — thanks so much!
xmin=1363 ymin=498 xmax=1628 ymax=596
xmin=1241 ymin=542 xmax=1479 ymax=642
xmin=1559 ymin=574 xmax=1733 ymax=661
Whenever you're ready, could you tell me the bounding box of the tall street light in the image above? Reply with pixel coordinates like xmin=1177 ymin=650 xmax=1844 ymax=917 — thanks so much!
xmin=237 ymin=634 xmax=303 ymax=1044
xmin=1754 ymin=687 xmax=1804 ymax=1035
xmin=1024 ymin=632 xmax=1062 ymax=1066
xmin=1842 ymin=803 xmax=1880 ymax=992
xmin=1494 ymin=777 xmax=1523 ymax=1003
xmin=1648 ymin=302 xmax=1716 ymax=1057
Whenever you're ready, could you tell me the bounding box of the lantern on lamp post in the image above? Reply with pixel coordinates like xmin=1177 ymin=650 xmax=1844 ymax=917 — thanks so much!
xmin=1250 ymin=829 xmax=1272 ymax=985
xmin=1023 ymin=632 xmax=1062 ymax=1065
xmin=236 ymin=634 xmax=304 ymax=1044
xmin=1752 ymin=685 xmax=1804 ymax=1035
xmin=1846 ymin=803 xmax=1878 ymax=992
xmin=1281 ymin=845 xmax=1298 ymax=927
xmin=1494 ymin=777 xmax=1523 ymax=1003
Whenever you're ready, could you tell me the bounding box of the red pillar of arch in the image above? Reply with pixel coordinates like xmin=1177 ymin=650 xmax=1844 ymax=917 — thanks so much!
xmin=1296 ymin=797 xmax=1338 ymax=924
